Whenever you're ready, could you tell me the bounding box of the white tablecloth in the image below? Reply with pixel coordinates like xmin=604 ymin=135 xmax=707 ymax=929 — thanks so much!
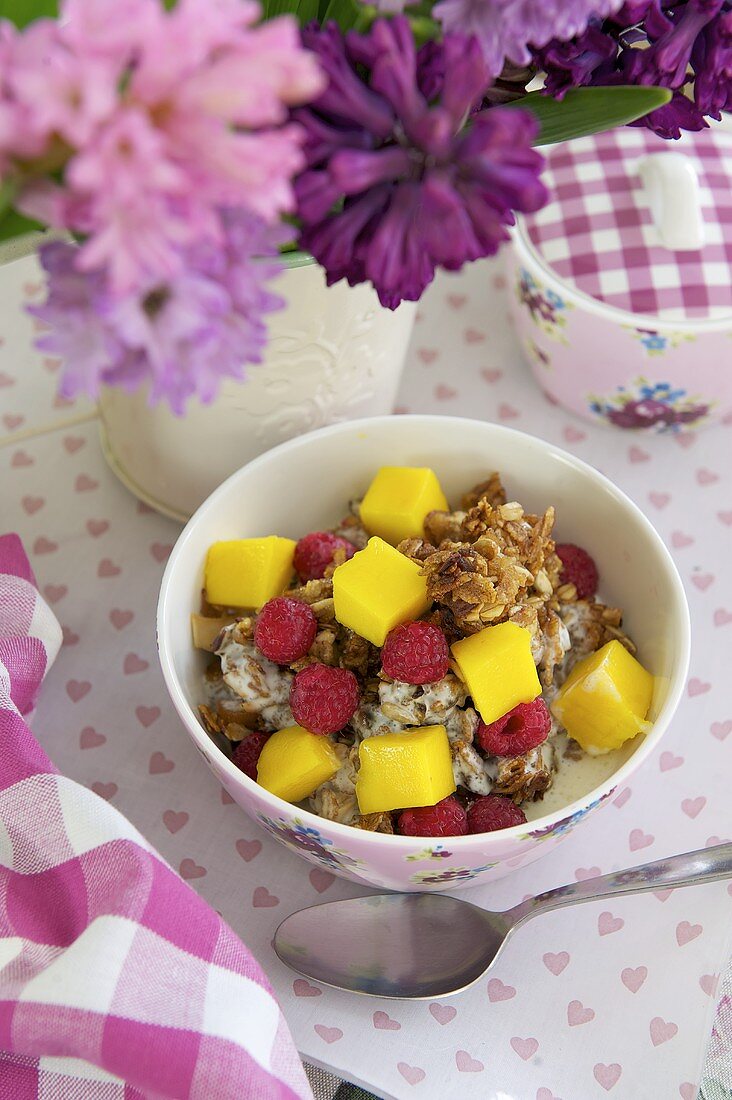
xmin=1 ymin=252 xmax=730 ymax=1100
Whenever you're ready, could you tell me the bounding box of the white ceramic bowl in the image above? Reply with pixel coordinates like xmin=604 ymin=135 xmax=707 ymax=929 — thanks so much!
xmin=157 ymin=415 xmax=690 ymax=892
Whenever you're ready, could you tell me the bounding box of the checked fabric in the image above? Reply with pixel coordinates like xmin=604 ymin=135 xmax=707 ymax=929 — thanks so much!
xmin=0 ymin=533 xmax=311 ymax=1100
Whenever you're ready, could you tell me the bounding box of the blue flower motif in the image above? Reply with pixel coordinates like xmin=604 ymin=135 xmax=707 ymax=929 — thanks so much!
xmin=640 ymin=334 xmax=667 ymax=351
xmin=587 ymin=376 xmax=712 ymax=432
xmin=546 ymin=289 xmax=564 ymax=308
xmin=295 ymin=824 xmax=333 ymax=845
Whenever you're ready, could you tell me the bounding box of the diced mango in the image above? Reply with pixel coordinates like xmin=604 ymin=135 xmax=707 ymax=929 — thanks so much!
xmin=256 ymin=725 xmax=340 ymax=802
xmin=204 ymin=537 xmax=296 ymax=610
xmin=191 ymin=613 xmax=235 ymax=651
xmin=356 ymin=725 xmax=455 ymax=814
xmin=360 ymin=466 xmax=449 ymax=545
xmin=332 ymin=536 xmax=431 ymax=646
xmin=550 ymin=640 xmax=653 ymax=755
xmin=451 ymin=621 xmax=541 ymax=725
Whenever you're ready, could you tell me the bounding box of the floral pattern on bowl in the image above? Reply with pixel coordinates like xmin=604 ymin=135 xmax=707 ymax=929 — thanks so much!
xmin=588 ymin=378 xmax=714 ymax=432
xmin=409 ymin=863 xmax=499 ymax=886
xmin=406 ymin=844 xmax=457 ymax=862
xmin=522 ymin=788 xmax=615 ymax=843
xmin=255 ymin=814 xmax=364 ymax=871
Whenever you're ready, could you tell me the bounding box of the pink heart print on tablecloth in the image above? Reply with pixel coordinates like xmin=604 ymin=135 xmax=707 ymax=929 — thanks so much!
xmin=594 ymin=1063 xmax=622 ymax=1091
xmin=455 ymin=1050 xmax=484 ymax=1072
xmin=0 ymin=533 xmax=312 ymax=1100
xmin=567 ymin=1000 xmax=595 ymax=1026
xmin=397 ymin=1063 xmax=426 ymax=1085
xmin=621 ymin=967 xmax=648 ymax=993
xmin=543 ymin=951 xmax=570 ymax=975
xmin=429 ymin=1004 xmax=457 ymax=1025
xmin=373 ymin=1011 xmax=401 ymax=1031
xmin=487 ymin=979 xmax=516 ymax=1002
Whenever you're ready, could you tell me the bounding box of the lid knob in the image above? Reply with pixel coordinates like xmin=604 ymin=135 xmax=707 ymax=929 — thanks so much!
xmin=638 ymin=153 xmax=705 ymax=252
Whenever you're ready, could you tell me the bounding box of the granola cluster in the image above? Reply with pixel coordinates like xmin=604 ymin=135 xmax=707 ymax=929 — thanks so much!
xmin=198 ymin=472 xmax=635 ymax=832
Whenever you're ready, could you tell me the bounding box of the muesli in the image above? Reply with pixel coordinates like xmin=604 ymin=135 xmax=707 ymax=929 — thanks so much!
xmin=194 ymin=466 xmax=653 ymax=837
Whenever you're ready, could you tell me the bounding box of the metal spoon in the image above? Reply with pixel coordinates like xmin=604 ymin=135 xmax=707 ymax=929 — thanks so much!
xmin=274 ymin=843 xmax=732 ymax=998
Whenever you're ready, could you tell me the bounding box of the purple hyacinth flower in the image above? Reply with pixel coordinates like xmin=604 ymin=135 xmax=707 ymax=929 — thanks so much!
xmin=692 ymin=8 xmax=732 ymax=116
xmin=538 ymin=0 xmax=731 ymax=138
xmin=293 ymin=19 xmax=547 ymax=309
xmin=430 ymin=0 xmax=624 ymax=76
xmin=623 ymin=0 xmax=723 ymax=88
xmin=538 ymin=24 xmax=618 ymax=95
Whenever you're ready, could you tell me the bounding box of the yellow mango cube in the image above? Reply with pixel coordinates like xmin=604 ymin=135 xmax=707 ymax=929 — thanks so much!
xmin=332 ymin=536 xmax=431 ymax=646
xmin=360 ymin=466 xmax=449 ymax=545
xmin=256 ymin=725 xmax=340 ymax=802
xmin=451 ymin=621 xmax=541 ymax=725
xmin=204 ymin=537 xmax=296 ymax=610
xmin=550 ymin=640 xmax=653 ymax=755
xmin=356 ymin=725 xmax=455 ymax=814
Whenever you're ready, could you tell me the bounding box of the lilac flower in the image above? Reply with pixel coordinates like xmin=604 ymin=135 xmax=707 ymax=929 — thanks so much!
xmin=431 ymin=0 xmax=624 ymax=77
xmin=30 ymin=211 xmax=287 ymax=413
xmin=294 ymin=19 xmax=547 ymax=309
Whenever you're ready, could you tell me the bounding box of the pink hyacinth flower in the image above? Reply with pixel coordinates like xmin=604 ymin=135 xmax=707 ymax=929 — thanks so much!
xmin=6 ymin=19 xmax=119 ymax=148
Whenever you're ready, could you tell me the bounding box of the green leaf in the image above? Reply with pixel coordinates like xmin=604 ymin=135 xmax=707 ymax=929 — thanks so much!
xmin=0 ymin=177 xmax=16 ymax=218
xmin=296 ymin=0 xmax=320 ymax=22
xmin=508 ymin=86 xmax=673 ymax=146
xmin=319 ymin=0 xmax=362 ymax=31
xmin=0 ymin=0 xmax=58 ymax=27
xmin=0 ymin=207 xmax=44 ymax=243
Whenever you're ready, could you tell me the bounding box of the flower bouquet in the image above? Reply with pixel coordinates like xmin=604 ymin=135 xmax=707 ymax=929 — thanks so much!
xmin=0 ymin=0 xmax=728 ymax=412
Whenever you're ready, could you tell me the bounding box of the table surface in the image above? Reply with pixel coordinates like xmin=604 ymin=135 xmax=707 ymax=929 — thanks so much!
xmin=1 ymin=251 xmax=731 ymax=1100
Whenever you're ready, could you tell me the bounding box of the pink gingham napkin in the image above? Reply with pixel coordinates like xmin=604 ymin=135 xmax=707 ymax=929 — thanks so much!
xmin=0 ymin=533 xmax=312 ymax=1100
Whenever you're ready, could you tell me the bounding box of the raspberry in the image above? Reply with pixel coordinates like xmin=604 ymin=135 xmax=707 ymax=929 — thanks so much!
xmin=290 ymin=663 xmax=360 ymax=734
xmin=467 ymin=795 xmax=526 ymax=833
xmin=294 ymin=531 xmax=357 ymax=582
xmin=231 ymin=731 xmax=270 ymax=781
xmin=381 ymin=621 xmax=449 ymax=684
xmin=476 ymin=698 xmax=551 ymax=757
xmin=254 ymin=597 xmax=318 ymax=664
xmin=397 ymin=797 xmax=468 ymax=837
xmin=555 ymin=542 xmax=599 ymax=599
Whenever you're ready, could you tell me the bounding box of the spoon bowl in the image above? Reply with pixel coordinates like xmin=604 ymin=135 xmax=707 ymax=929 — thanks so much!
xmin=275 ymin=893 xmax=512 ymax=998
xmin=275 ymin=844 xmax=732 ymax=998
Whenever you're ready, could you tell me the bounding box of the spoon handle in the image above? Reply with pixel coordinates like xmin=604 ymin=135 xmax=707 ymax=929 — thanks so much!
xmin=505 ymin=843 xmax=732 ymax=926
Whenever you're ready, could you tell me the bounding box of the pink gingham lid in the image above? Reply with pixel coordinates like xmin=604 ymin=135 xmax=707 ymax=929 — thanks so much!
xmin=518 ymin=126 xmax=732 ymax=322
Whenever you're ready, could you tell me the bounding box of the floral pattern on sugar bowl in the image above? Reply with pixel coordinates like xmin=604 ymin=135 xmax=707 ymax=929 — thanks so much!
xmin=506 ymin=240 xmax=732 ymax=433
xmin=588 ymin=378 xmax=714 ymax=432
xmin=515 ymin=267 xmax=572 ymax=343
xmin=627 ymin=327 xmax=696 ymax=356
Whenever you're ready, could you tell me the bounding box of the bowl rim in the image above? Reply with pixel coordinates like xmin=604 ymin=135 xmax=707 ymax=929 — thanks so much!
xmin=157 ymin=414 xmax=691 ymax=849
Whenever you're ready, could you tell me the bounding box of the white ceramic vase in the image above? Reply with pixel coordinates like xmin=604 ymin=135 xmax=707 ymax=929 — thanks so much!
xmin=98 ymin=255 xmax=417 ymax=521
